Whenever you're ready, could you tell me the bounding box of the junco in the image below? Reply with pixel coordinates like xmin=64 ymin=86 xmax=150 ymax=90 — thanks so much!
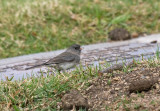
xmin=25 ymin=44 xmax=82 ymax=71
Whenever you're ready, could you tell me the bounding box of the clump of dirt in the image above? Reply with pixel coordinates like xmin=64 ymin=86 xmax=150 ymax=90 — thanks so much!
xmin=82 ymin=62 xmax=160 ymax=110
xmin=61 ymin=89 xmax=89 ymax=110
xmin=129 ymin=78 xmax=158 ymax=93
xmin=108 ymin=28 xmax=131 ymax=41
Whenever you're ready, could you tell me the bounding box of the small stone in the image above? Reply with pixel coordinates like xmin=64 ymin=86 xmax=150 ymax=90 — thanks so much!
xmin=61 ymin=89 xmax=89 ymax=110
xmin=113 ymin=77 xmax=120 ymax=81
xmin=155 ymin=83 xmax=160 ymax=89
xmin=115 ymin=88 xmax=120 ymax=91
xmin=131 ymin=32 xmax=139 ymax=38
xmin=99 ymin=61 xmax=105 ymax=64
xmin=146 ymin=76 xmax=150 ymax=79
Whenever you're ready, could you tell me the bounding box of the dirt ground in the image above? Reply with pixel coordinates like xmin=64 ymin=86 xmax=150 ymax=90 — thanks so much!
xmin=81 ymin=62 xmax=160 ymax=111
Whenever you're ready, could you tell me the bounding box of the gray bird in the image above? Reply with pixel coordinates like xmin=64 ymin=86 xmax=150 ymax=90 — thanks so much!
xmin=25 ymin=44 xmax=82 ymax=71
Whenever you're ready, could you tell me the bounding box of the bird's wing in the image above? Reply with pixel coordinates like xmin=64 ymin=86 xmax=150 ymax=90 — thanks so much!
xmin=44 ymin=52 xmax=76 ymax=65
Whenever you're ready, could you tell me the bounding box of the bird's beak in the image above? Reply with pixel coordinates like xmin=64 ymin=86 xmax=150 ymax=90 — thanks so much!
xmin=80 ymin=47 xmax=83 ymax=50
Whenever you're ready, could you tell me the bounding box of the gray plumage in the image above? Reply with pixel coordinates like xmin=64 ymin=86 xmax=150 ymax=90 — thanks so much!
xmin=25 ymin=44 xmax=81 ymax=71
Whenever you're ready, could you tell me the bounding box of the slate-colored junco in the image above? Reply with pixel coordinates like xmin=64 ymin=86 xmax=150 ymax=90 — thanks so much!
xmin=25 ymin=44 xmax=82 ymax=71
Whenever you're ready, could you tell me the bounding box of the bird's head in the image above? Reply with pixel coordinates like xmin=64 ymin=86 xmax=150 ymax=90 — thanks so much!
xmin=67 ymin=44 xmax=82 ymax=55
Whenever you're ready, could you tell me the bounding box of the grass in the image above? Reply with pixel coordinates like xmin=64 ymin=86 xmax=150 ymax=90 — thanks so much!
xmin=0 ymin=65 xmax=100 ymax=110
xmin=0 ymin=0 xmax=160 ymax=59
xmin=0 ymin=54 xmax=160 ymax=110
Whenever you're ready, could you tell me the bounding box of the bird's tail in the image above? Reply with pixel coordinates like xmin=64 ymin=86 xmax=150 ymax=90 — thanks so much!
xmin=25 ymin=63 xmax=45 ymax=70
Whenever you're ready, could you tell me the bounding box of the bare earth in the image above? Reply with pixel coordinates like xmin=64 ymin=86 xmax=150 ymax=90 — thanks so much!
xmin=79 ymin=61 xmax=160 ymax=111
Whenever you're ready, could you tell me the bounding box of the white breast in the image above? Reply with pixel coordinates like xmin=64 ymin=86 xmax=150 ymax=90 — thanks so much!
xmin=59 ymin=62 xmax=76 ymax=70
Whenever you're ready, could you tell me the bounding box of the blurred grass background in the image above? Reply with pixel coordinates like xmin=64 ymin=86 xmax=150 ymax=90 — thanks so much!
xmin=0 ymin=0 xmax=160 ymax=59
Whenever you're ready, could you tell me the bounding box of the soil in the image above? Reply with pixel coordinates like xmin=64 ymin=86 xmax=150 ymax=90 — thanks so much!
xmin=81 ymin=61 xmax=160 ymax=111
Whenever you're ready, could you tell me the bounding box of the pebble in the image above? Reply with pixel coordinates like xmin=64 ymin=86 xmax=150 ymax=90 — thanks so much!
xmin=155 ymin=83 xmax=159 ymax=89
xmin=115 ymin=88 xmax=120 ymax=91
xmin=113 ymin=77 xmax=120 ymax=81
xmin=131 ymin=32 xmax=139 ymax=38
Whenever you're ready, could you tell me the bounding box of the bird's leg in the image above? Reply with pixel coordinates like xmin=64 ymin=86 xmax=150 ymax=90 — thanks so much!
xmin=47 ymin=67 xmax=57 ymax=74
xmin=60 ymin=70 xmax=65 ymax=74
xmin=51 ymin=69 xmax=57 ymax=75
xmin=58 ymin=69 xmax=61 ymax=74
xmin=41 ymin=67 xmax=48 ymax=73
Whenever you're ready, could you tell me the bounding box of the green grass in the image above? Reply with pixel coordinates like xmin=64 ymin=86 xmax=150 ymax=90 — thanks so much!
xmin=0 ymin=65 xmax=99 ymax=110
xmin=0 ymin=54 xmax=160 ymax=110
xmin=0 ymin=0 xmax=160 ymax=59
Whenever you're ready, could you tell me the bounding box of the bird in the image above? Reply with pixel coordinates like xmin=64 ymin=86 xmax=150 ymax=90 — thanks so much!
xmin=25 ymin=44 xmax=82 ymax=71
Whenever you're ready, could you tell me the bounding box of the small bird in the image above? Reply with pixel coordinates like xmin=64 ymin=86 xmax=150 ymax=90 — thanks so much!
xmin=25 ymin=44 xmax=82 ymax=71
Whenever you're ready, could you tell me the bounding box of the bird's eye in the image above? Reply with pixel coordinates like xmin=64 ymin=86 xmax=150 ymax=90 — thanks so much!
xmin=75 ymin=47 xmax=79 ymax=50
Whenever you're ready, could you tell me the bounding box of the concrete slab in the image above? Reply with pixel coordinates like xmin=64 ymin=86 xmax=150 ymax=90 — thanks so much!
xmin=0 ymin=34 xmax=160 ymax=81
